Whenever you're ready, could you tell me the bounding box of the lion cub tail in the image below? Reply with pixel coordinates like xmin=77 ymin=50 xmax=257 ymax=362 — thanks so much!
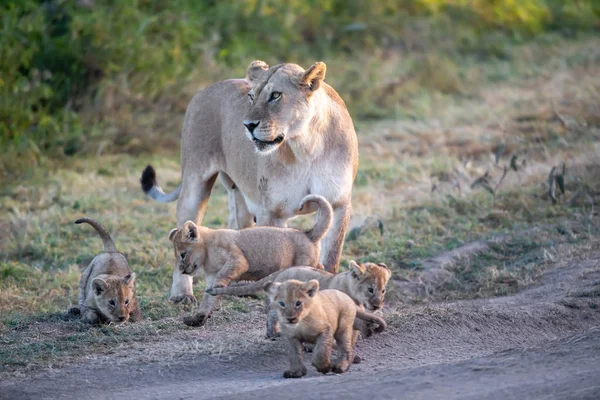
xmin=356 ymin=309 xmax=387 ymax=334
xmin=206 ymin=274 xmax=275 ymax=297
xmin=75 ymin=217 xmax=117 ymax=253
xmin=299 ymin=195 xmax=333 ymax=243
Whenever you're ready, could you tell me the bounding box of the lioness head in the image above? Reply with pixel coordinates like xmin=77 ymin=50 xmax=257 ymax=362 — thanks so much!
xmin=347 ymin=261 xmax=391 ymax=311
xmin=92 ymin=273 xmax=136 ymax=323
xmin=266 ymin=279 xmax=319 ymax=325
xmin=243 ymin=61 xmax=327 ymax=154
xmin=168 ymin=221 xmax=205 ymax=276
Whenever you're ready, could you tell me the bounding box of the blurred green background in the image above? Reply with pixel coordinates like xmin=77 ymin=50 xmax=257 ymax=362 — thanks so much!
xmin=1 ymin=0 xmax=598 ymax=165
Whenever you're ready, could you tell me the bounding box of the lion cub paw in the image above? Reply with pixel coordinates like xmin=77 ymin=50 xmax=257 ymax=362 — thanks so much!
xmin=313 ymin=362 xmax=331 ymax=375
xmin=283 ymin=366 xmax=307 ymax=379
xmin=332 ymin=362 xmax=350 ymax=374
xmin=183 ymin=313 xmax=209 ymax=327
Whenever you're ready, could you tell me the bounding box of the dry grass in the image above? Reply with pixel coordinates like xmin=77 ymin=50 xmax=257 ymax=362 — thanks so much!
xmin=1 ymin=35 xmax=599 ymax=379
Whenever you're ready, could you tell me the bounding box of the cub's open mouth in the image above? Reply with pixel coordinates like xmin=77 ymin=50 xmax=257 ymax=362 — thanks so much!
xmin=252 ymin=134 xmax=284 ymax=146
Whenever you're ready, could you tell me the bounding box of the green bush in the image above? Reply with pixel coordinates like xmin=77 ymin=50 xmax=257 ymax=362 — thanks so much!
xmin=1 ymin=0 xmax=598 ymax=156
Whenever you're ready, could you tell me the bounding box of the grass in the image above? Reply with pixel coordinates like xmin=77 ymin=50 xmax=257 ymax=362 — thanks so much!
xmin=1 ymin=34 xmax=600 ymax=379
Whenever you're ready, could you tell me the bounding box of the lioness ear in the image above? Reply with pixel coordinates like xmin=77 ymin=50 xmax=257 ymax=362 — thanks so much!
xmin=303 ymin=279 xmax=319 ymax=297
xmin=246 ymin=60 xmax=269 ymax=83
xmin=349 ymin=260 xmax=365 ymax=280
xmin=265 ymin=282 xmax=281 ymax=296
xmin=378 ymin=263 xmax=392 ymax=281
xmin=300 ymin=62 xmax=326 ymax=92
xmin=168 ymin=228 xmax=178 ymax=242
xmin=123 ymin=272 xmax=136 ymax=288
xmin=183 ymin=221 xmax=199 ymax=242
xmin=92 ymin=278 xmax=107 ymax=296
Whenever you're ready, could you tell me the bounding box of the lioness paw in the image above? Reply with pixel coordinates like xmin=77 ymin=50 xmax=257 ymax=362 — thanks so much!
xmin=170 ymin=294 xmax=197 ymax=305
xmin=183 ymin=313 xmax=209 ymax=327
xmin=283 ymin=367 xmax=307 ymax=379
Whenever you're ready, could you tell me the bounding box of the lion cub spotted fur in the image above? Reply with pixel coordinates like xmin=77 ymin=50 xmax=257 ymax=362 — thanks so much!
xmin=169 ymin=195 xmax=332 ymax=327
xmin=208 ymin=260 xmax=391 ymax=338
xmin=266 ymin=279 xmax=386 ymax=378
xmin=70 ymin=217 xmax=142 ymax=324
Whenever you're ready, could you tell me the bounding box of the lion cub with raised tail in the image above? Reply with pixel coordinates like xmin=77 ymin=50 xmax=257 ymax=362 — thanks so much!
xmin=266 ymin=279 xmax=386 ymax=378
xmin=169 ymin=194 xmax=332 ymax=327
xmin=70 ymin=217 xmax=142 ymax=324
xmin=207 ymin=260 xmax=391 ymax=338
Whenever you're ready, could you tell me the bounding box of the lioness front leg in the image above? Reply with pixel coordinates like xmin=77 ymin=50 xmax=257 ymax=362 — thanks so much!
xmin=183 ymin=276 xmax=219 ymax=327
xmin=283 ymin=337 xmax=307 ymax=379
xmin=320 ymin=202 xmax=351 ymax=273
xmin=312 ymin=327 xmax=333 ymax=374
xmin=171 ymin=175 xmax=218 ymax=304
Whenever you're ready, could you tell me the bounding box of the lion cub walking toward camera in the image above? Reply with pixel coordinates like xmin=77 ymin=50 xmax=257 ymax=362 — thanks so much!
xmin=169 ymin=195 xmax=332 ymax=327
xmin=70 ymin=218 xmax=142 ymax=324
xmin=208 ymin=260 xmax=391 ymax=338
xmin=267 ymin=279 xmax=386 ymax=378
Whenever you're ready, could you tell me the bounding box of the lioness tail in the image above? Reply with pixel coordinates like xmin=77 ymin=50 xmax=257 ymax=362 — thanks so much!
xmin=140 ymin=165 xmax=181 ymax=203
xmin=75 ymin=217 xmax=117 ymax=253
xmin=299 ymin=195 xmax=333 ymax=243
xmin=356 ymin=309 xmax=386 ymax=334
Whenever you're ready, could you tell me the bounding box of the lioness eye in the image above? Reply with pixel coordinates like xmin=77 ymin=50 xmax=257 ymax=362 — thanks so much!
xmin=278 ymin=301 xmax=285 ymax=307
xmin=368 ymin=288 xmax=374 ymax=294
xmin=180 ymin=252 xmax=186 ymax=260
xmin=295 ymin=301 xmax=302 ymax=307
xmin=109 ymin=300 xmax=116 ymax=306
xmin=269 ymin=92 xmax=281 ymax=102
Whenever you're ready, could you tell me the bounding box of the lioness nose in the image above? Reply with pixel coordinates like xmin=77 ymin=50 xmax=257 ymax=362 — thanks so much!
xmin=244 ymin=120 xmax=259 ymax=134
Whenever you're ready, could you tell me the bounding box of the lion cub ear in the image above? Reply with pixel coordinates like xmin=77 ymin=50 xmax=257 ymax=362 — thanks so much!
xmin=377 ymin=263 xmax=392 ymax=281
xmin=302 ymin=279 xmax=319 ymax=297
xmin=265 ymin=282 xmax=281 ymax=296
xmin=246 ymin=60 xmax=269 ymax=83
xmin=182 ymin=221 xmax=199 ymax=242
xmin=349 ymin=260 xmax=365 ymax=280
xmin=92 ymin=278 xmax=107 ymax=296
xmin=123 ymin=273 xmax=136 ymax=289
xmin=300 ymin=62 xmax=326 ymax=92
xmin=168 ymin=228 xmax=178 ymax=242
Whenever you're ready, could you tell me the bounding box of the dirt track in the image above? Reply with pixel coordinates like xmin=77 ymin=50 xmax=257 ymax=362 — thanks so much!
xmin=2 ymin=253 xmax=599 ymax=400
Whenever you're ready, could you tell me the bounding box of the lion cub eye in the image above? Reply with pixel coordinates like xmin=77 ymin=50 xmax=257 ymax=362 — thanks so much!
xmin=382 ymin=289 xmax=386 ymax=294
xmin=295 ymin=301 xmax=302 ymax=308
xmin=125 ymin=299 xmax=130 ymax=306
xmin=278 ymin=301 xmax=286 ymax=308
xmin=269 ymin=92 xmax=281 ymax=102
xmin=180 ymin=252 xmax=186 ymax=260
xmin=368 ymin=287 xmax=374 ymax=294
xmin=248 ymin=93 xmax=254 ymax=103
xmin=109 ymin=300 xmax=116 ymax=306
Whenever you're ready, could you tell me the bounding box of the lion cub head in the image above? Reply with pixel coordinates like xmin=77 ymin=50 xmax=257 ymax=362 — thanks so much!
xmin=347 ymin=261 xmax=392 ymax=312
xmin=266 ymin=279 xmax=319 ymax=325
xmin=243 ymin=61 xmax=327 ymax=154
xmin=168 ymin=221 xmax=205 ymax=276
xmin=92 ymin=273 xmax=136 ymax=323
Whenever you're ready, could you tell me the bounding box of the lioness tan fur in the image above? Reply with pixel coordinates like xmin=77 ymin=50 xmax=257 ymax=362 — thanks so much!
xmin=169 ymin=195 xmax=332 ymax=327
xmin=266 ymin=279 xmax=386 ymax=378
xmin=71 ymin=218 xmax=142 ymax=324
xmin=207 ymin=260 xmax=391 ymax=338
xmin=140 ymin=60 xmax=358 ymax=305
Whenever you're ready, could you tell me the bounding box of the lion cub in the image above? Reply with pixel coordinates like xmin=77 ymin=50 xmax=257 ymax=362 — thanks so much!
xmin=70 ymin=217 xmax=142 ymax=324
xmin=169 ymin=194 xmax=332 ymax=327
xmin=267 ymin=279 xmax=386 ymax=378
xmin=208 ymin=260 xmax=391 ymax=338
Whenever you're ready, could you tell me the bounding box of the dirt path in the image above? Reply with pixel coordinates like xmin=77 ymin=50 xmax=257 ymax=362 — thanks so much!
xmin=2 ymin=253 xmax=599 ymax=400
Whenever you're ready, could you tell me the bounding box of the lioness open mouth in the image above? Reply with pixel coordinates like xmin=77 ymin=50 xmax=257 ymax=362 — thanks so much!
xmin=252 ymin=134 xmax=284 ymax=150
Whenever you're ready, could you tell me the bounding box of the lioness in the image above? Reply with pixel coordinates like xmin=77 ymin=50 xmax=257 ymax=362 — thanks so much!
xmin=207 ymin=260 xmax=391 ymax=338
xmin=140 ymin=60 xmax=358 ymax=305
xmin=70 ymin=218 xmax=142 ymax=324
xmin=169 ymin=195 xmax=332 ymax=327
xmin=266 ymin=279 xmax=386 ymax=378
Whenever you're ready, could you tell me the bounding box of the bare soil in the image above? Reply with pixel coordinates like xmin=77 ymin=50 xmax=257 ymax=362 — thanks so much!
xmin=1 ymin=248 xmax=599 ymax=399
